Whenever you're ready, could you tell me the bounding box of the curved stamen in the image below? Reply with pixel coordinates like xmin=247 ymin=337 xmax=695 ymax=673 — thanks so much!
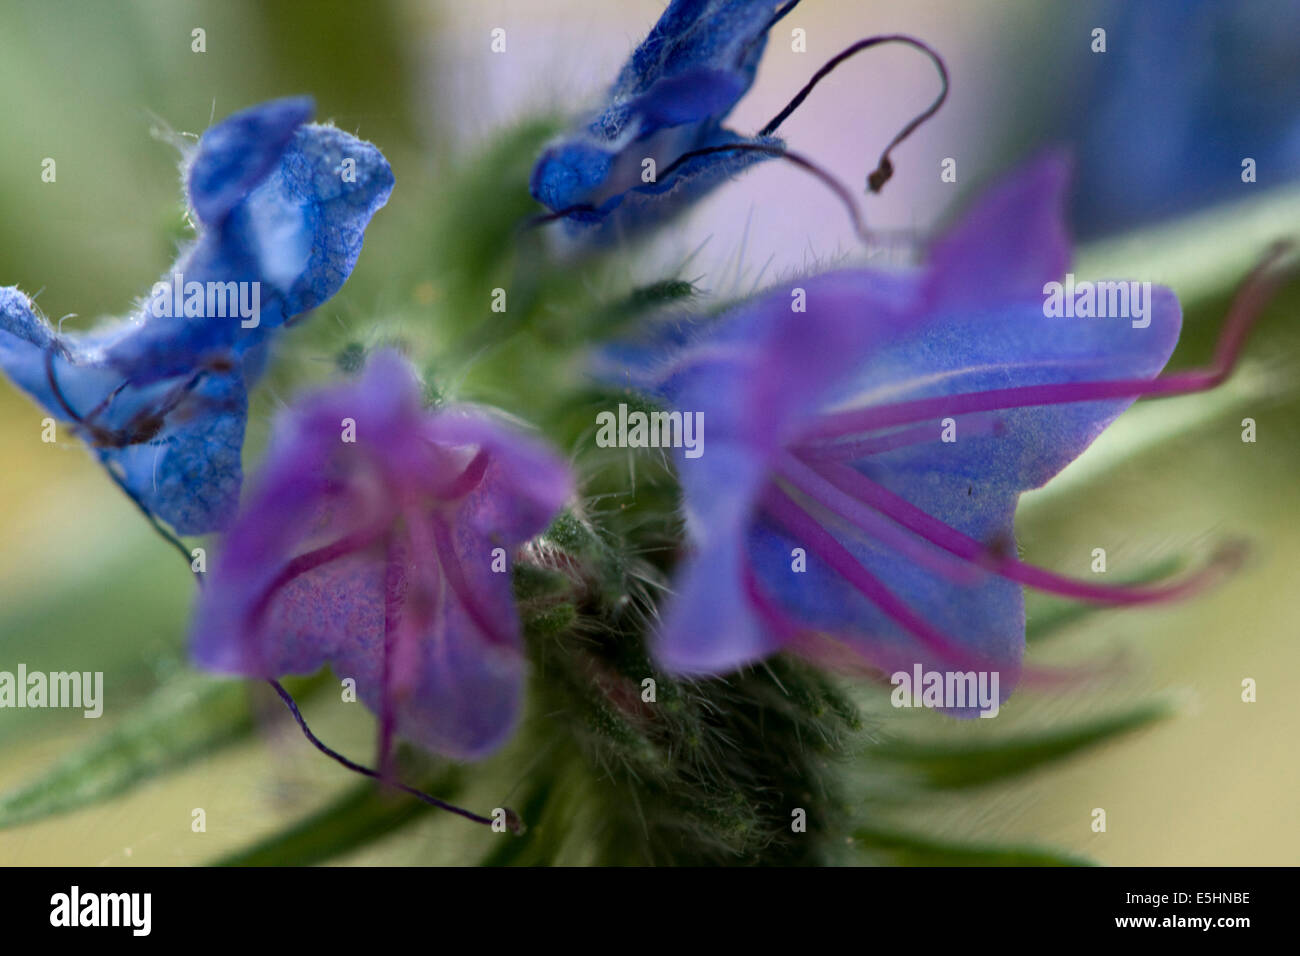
xmin=96 ymin=452 xmax=195 ymax=568
xmin=81 ymin=379 xmax=132 ymax=427
xmin=774 ymin=454 xmax=981 ymax=585
xmin=43 ymin=348 xmax=86 ymax=424
xmin=764 ymin=0 xmax=803 ymax=34
xmin=246 ymin=525 xmax=388 ymax=632
xmin=436 ymin=449 xmax=490 ymax=500
xmin=267 ymin=679 xmax=515 ymax=831
xmin=431 ymin=513 xmax=515 ymax=647
xmin=527 ymin=145 xmax=869 ymax=240
xmin=759 ymin=483 xmax=997 ymax=674
xmin=801 ymin=240 xmax=1297 ymax=442
xmin=806 ymin=457 xmax=1245 ymax=605
xmin=739 ymin=0 xmax=805 ymax=66
xmin=759 ymin=34 xmax=950 ymax=194
xmin=796 ymin=414 xmax=1004 ymax=461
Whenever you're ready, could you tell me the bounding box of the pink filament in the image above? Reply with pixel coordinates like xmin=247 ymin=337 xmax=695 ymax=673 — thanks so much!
xmin=806 ymin=456 xmax=1241 ymax=605
xmin=430 ymin=513 xmax=514 ymax=648
xmin=794 ymin=413 xmax=1004 ymax=462
xmin=758 ymin=483 xmax=996 ymax=673
xmin=774 ymin=454 xmax=981 ymax=585
xmin=799 ymin=240 xmax=1296 ymax=444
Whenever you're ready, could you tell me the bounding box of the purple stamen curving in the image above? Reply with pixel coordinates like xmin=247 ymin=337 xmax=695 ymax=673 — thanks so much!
xmin=773 ymin=454 xmax=981 ymax=585
xmin=795 ymin=414 xmax=1005 ymax=461
xmin=758 ymin=483 xmax=994 ymax=673
xmin=799 ymin=240 xmax=1297 ymax=444
xmin=806 ymin=457 xmax=1245 ymax=605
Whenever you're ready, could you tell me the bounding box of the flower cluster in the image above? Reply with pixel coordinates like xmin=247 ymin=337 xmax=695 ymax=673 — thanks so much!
xmin=1 ymin=1 xmax=1277 ymax=802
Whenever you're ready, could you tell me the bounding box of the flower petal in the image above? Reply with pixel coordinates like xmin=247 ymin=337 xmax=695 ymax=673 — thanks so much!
xmin=924 ymin=152 xmax=1072 ymax=311
xmin=531 ymin=0 xmax=793 ymax=233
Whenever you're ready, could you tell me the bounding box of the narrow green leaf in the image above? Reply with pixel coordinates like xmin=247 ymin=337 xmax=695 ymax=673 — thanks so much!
xmin=1075 ymin=184 xmax=1300 ymax=309
xmin=0 ymin=672 xmax=251 ymax=830
xmin=870 ymin=700 xmax=1172 ymax=790
xmin=0 ymin=671 xmax=329 ymax=830
xmin=852 ymin=824 xmax=1093 ymax=866
xmin=214 ymin=767 xmax=463 ymax=867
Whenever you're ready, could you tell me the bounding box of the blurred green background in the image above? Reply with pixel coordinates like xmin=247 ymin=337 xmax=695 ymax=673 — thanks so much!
xmin=0 ymin=0 xmax=1296 ymax=865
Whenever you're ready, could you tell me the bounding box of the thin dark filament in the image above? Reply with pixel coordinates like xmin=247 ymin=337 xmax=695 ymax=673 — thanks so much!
xmin=43 ymin=348 xmax=85 ymax=423
xmin=98 ymin=454 xmax=196 ymax=569
xmin=266 ymin=679 xmax=503 ymax=830
xmin=525 ymin=143 xmax=870 ymax=242
xmin=759 ymin=34 xmax=950 ymax=194
xmin=523 ymin=203 xmax=600 ymax=228
xmin=42 ymin=352 xmax=195 ymax=564
xmin=766 ymin=0 xmax=803 ymax=33
xmin=45 ymin=347 xmax=206 ymax=448
xmin=659 ymin=142 xmax=869 ymax=242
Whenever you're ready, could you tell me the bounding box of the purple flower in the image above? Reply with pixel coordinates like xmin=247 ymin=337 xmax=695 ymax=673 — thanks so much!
xmin=613 ymin=155 xmax=1248 ymax=711
xmin=0 ymin=97 xmax=393 ymax=533
xmin=190 ymin=351 xmax=572 ymax=760
xmin=530 ymin=0 xmax=799 ymax=237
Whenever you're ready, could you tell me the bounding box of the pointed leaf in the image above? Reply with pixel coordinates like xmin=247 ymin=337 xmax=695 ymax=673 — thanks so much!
xmin=214 ymin=766 xmax=463 ymax=866
xmin=870 ymin=700 xmax=1172 ymax=790
xmin=852 ymin=823 xmax=1093 ymax=866
xmin=0 ymin=673 xmax=251 ymax=830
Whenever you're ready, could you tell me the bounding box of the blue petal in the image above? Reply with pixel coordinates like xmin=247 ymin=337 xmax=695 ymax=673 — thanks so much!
xmin=747 ymin=515 xmax=1023 ymax=713
xmin=0 ymin=100 xmax=393 ymax=536
xmin=826 ymin=287 xmax=1183 ymax=496
xmin=103 ymin=370 xmax=248 ymax=535
xmin=656 ymin=442 xmax=782 ymax=674
xmin=187 ymin=97 xmax=314 ymax=226
xmin=108 ymin=103 xmax=394 ymax=382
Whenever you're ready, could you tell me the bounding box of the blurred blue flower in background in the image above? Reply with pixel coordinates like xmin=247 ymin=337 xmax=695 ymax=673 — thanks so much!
xmin=1042 ymin=0 xmax=1300 ymax=236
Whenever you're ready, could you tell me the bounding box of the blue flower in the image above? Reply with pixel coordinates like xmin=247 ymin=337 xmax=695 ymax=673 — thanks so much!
xmin=1035 ymin=0 xmax=1300 ymax=237
xmin=0 ymin=97 xmax=394 ymax=534
xmin=190 ymin=351 xmax=572 ymax=761
xmin=530 ymin=0 xmax=800 ymax=237
xmin=609 ymin=155 xmax=1257 ymax=711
